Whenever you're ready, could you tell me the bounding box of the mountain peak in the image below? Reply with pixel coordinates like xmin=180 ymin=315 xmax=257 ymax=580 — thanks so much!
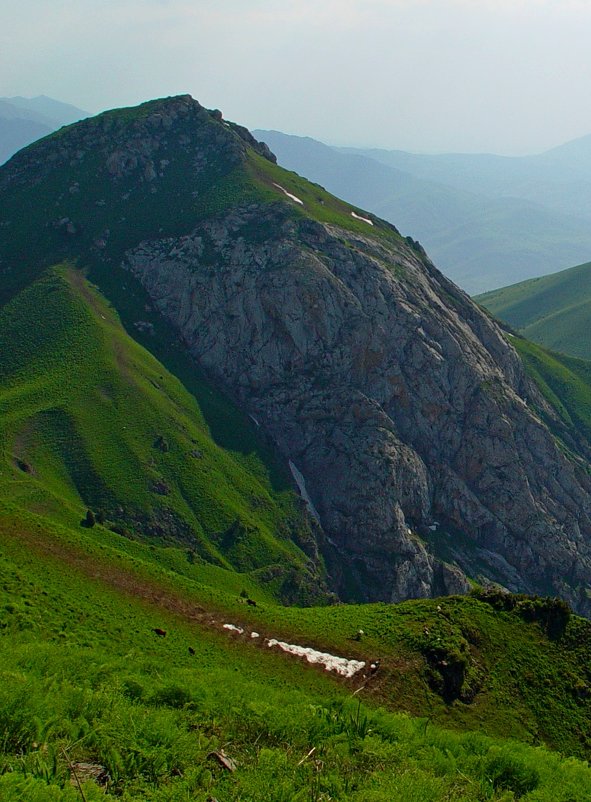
xmin=3 ymin=98 xmax=591 ymax=615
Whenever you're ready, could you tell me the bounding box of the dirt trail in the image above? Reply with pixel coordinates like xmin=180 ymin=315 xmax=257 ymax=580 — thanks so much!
xmin=2 ymin=516 xmax=389 ymax=686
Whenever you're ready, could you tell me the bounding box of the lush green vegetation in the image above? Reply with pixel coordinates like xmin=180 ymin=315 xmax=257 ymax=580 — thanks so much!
xmin=4 ymin=497 xmax=591 ymax=800
xmin=0 ymin=265 xmax=326 ymax=604
xmin=477 ymin=261 xmax=591 ymax=360
xmin=510 ymin=336 xmax=591 ymax=446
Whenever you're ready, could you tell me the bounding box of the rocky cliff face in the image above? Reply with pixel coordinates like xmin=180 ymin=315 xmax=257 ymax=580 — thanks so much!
xmin=3 ymin=94 xmax=591 ymax=613
xmin=124 ymin=200 xmax=591 ymax=612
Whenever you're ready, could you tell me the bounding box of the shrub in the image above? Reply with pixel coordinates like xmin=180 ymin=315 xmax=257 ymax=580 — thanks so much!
xmin=150 ymin=685 xmax=192 ymax=709
xmin=483 ymin=749 xmax=540 ymax=797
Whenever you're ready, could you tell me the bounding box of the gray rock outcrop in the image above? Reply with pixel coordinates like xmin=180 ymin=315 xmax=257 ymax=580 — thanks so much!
xmin=124 ymin=202 xmax=591 ymax=613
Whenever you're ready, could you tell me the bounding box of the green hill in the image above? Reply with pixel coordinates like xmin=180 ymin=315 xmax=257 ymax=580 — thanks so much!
xmin=477 ymin=261 xmax=591 ymax=360
xmin=0 ymin=264 xmax=330 ymax=605
xmin=4 ymin=487 xmax=591 ymax=799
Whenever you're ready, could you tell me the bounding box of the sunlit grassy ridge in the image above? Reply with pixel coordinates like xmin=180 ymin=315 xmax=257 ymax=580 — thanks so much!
xmin=477 ymin=261 xmax=591 ymax=360
xmin=0 ymin=265 xmax=327 ymax=604
xmin=509 ymin=336 xmax=591 ymax=446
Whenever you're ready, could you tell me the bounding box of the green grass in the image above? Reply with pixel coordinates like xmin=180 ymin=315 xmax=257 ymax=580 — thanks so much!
xmin=0 ymin=265 xmax=326 ymax=604
xmin=247 ymin=150 xmax=404 ymax=242
xmin=2 ymin=501 xmax=591 ymax=799
xmin=510 ymin=336 xmax=591 ymax=446
xmin=477 ymin=261 xmax=591 ymax=360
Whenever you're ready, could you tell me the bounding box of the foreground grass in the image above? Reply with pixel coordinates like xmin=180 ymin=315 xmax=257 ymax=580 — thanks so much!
xmin=2 ymin=529 xmax=591 ymax=802
xmin=4 ymin=640 xmax=591 ymax=801
xmin=2 ymin=500 xmax=591 ymax=799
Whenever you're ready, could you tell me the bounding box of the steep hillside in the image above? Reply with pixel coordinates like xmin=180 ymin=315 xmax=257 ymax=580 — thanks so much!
xmin=256 ymin=130 xmax=591 ymax=293
xmin=3 ymin=95 xmax=591 ymax=616
xmin=508 ymin=337 xmax=591 ymax=450
xmin=0 ymin=264 xmax=329 ymax=604
xmin=477 ymin=261 xmax=591 ymax=360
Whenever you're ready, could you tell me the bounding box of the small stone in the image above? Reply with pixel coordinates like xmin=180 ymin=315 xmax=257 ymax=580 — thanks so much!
xmin=69 ymin=762 xmax=109 ymax=787
xmin=207 ymin=750 xmax=237 ymax=772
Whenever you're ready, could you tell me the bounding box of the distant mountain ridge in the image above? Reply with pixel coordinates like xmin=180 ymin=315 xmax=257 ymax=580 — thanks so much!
xmin=0 ymin=94 xmax=89 ymax=165
xmin=255 ymin=129 xmax=591 ymax=293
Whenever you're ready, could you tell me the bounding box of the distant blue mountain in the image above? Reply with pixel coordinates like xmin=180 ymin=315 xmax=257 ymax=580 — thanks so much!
xmin=255 ymin=129 xmax=591 ymax=293
xmin=0 ymin=95 xmax=89 ymax=165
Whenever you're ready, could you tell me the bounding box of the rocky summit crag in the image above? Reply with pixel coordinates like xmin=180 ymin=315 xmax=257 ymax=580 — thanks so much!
xmin=2 ymin=95 xmax=591 ymax=613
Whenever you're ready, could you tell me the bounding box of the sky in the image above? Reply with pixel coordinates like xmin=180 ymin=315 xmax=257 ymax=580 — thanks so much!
xmin=3 ymin=0 xmax=591 ymax=155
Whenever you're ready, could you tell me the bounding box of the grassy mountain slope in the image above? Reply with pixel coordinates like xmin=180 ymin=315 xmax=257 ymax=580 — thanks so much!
xmin=477 ymin=261 xmax=591 ymax=360
xmin=509 ymin=336 xmax=591 ymax=445
xmin=0 ymin=263 xmax=328 ymax=604
xmin=3 ymin=495 xmax=591 ymax=799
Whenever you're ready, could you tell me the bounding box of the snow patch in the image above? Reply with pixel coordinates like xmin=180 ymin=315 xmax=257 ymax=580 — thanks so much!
xmin=289 ymin=461 xmax=321 ymax=525
xmin=223 ymin=624 xmax=244 ymax=634
xmin=251 ymin=631 xmax=260 ymax=639
xmin=351 ymin=211 xmax=373 ymax=226
xmin=273 ymin=182 xmax=304 ymax=205
xmin=266 ymin=639 xmax=365 ymax=678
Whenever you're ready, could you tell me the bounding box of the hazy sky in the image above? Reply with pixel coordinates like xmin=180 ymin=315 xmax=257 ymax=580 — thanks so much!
xmin=3 ymin=0 xmax=591 ymax=154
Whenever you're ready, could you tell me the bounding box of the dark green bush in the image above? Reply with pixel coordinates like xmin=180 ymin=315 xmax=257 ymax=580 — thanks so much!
xmin=150 ymin=685 xmax=192 ymax=709
xmin=484 ymin=749 xmax=540 ymax=797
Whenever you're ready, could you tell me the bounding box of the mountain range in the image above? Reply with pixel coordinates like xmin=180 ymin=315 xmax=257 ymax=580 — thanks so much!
xmin=0 ymin=94 xmax=89 ymax=164
xmin=254 ymin=129 xmax=591 ymax=293
xmin=3 ymin=95 xmax=591 ymax=614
